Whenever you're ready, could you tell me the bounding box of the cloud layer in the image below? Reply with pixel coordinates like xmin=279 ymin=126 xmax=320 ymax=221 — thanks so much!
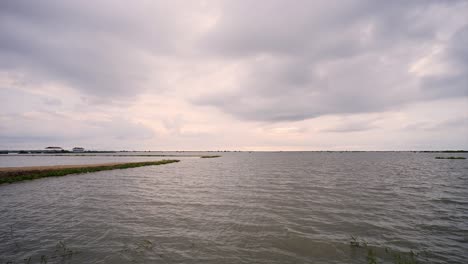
xmin=1 ymin=0 xmax=467 ymax=150
xmin=196 ymin=0 xmax=468 ymax=121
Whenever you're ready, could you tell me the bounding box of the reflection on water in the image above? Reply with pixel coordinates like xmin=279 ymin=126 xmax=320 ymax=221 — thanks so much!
xmin=0 ymin=152 xmax=467 ymax=263
xmin=0 ymin=152 xmax=202 ymax=167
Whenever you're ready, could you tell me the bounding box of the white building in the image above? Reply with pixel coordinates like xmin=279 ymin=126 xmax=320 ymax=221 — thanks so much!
xmin=72 ymin=147 xmax=85 ymax=152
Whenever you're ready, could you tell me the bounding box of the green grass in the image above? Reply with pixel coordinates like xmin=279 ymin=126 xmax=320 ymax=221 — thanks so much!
xmin=435 ymin=156 xmax=466 ymax=159
xmin=350 ymin=236 xmax=421 ymax=264
xmin=200 ymin=155 xmax=221 ymax=158
xmin=0 ymin=160 xmax=179 ymax=185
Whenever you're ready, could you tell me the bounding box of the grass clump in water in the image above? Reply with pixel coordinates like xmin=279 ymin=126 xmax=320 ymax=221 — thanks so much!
xmin=200 ymin=155 xmax=221 ymax=158
xmin=349 ymin=236 xmax=422 ymax=264
xmin=350 ymin=236 xmax=368 ymax=248
xmin=435 ymin=156 xmax=466 ymax=159
xmin=3 ymin=236 xmax=77 ymax=264
xmin=0 ymin=160 xmax=180 ymax=185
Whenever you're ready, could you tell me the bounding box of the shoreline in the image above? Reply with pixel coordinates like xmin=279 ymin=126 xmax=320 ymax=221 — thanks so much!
xmin=0 ymin=160 xmax=180 ymax=185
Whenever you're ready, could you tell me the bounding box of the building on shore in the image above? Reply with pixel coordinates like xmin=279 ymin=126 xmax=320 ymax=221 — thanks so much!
xmin=72 ymin=147 xmax=85 ymax=152
xmin=45 ymin=146 xmax=64 ymax=153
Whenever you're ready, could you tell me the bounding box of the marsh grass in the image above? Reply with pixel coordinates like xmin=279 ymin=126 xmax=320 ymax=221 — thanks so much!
xmin=350 ymin=236 xmax=421 ymax=264
xmin=367 ymin=248 xmax=378 ymax=264
xmin=350 ymin=236 xmax=368 ymax=248
xmin=200 ymin=155 xmax=221 ymax=158
xmin=3 ymin=240 xmax=76 ymax=264
xmin=0 ymin=160 xmax=180 ymax=185
xmin=435 ymin=156 xmax=466 ymax=159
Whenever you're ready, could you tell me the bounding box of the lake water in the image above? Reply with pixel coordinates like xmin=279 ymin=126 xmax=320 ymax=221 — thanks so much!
xmin=0 ymin=152 xmax=467 ymax=263
xmin=0 ymin=152 xmax=205 ymax=167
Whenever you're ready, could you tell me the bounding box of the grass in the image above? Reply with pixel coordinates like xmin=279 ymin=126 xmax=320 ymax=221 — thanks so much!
xmin=200 ymin=155 xmax=221 ymax=158
xmin=5 ymin=238 xmax=160 ymax=263
xmin=350 ymin=236 xmax=421 ymax=264
xmin=5 ymin=240 xmax=77 ymax=264
xmin=435 ymin=156 xmax=466 ymax=159
xmin=0 ymin=160 xmax=179 ymax=185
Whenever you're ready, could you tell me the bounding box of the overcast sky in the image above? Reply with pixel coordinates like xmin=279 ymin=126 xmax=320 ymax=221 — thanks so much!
xmin=1 ymin=0 xmax=467 ymax=150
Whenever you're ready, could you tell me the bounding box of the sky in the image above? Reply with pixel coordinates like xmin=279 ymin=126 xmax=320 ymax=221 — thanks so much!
xmin=1 ymin=0 xmax=467 ymax=151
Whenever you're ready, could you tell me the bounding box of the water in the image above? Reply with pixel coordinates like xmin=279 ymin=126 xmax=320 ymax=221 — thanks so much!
xmin=0 ymin=152 xmax=467 ymax=263
xmin=0 ymin=152 xmax=204 ymax=167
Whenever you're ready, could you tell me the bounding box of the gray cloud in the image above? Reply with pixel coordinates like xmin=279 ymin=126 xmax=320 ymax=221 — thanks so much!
xmin=421 ymin=24 xmax=468 ymax=98
xmin=0 ymin=0 xmax=195 ymax=98
xmin=321 ymin=119 xmax=378 ymax=133
xmin=42 ymin=97 xmax=62 ymax=106
xmin=2 ymin=0 xmax=466 ymax=120
xmin=196 ymin=0 xmax=468 ymax=122
xmin=404 ymin=116 xmax=468 ymax=132
xmin=202 ymin=0 xmax=441 ymax=57
xmin=1 ymin=0 xmax=467 ymax=150
xmin=0 ymin=111 xmax=154 ymax=149
xmin=0 ymin=84 xmax=156 ymax=149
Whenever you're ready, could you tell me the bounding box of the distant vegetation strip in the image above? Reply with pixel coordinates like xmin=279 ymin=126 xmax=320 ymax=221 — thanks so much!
xmin=435 ymin=156 xmax=466 ymax=159
xmin=0 ymin=160 xmax=180 ymax=185
xmin=419 ymin=150 xmax=467 ymax=153
xmin=200 ymin=155 xmax=221 ymax=158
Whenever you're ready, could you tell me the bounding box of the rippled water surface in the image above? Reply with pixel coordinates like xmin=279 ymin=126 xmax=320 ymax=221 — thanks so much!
xmin=1 ymin=152 xmax=467 ymax=263
xmin=0 ymin=152 xmax=201 ymax=167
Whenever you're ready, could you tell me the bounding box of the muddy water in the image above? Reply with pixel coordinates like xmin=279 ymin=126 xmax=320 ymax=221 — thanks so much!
xmin=0 ymin=152 xmax=467 ymax=263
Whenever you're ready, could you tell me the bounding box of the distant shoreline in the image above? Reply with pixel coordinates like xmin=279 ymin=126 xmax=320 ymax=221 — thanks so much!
xmin=0 ymin=160 xmax=180 ymax=185
xmin=0 ymin=150 xmax=466 ymax=154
